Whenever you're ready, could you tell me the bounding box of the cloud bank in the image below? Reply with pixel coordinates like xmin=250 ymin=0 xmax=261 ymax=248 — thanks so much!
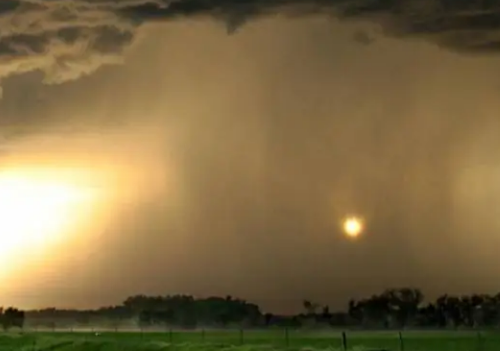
xmin=0 ymin=0 xmax=500 ymax=96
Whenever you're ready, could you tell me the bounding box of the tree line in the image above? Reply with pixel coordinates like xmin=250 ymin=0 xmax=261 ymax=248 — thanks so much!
xmin=5 ymin=288 xmax=500 ymax=329
xmin=0 ymin=307 xmax=25 ymax=330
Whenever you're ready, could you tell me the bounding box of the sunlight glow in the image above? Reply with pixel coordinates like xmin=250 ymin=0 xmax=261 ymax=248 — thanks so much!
xmin=0 ymin=168 xmax=100 ymax=266
xmin=342 ymin=216 xmax=364 ymax=239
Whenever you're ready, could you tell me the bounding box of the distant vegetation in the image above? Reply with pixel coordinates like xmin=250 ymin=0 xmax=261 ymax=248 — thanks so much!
xmin=0 ymin=307 xmax=24 ymax=330
xmin=6 ymin=288 xmax=500 ymax=330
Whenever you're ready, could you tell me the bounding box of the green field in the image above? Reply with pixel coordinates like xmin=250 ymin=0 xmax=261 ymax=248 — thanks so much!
xmin=0 ymin=330 xmax=498 ymax=351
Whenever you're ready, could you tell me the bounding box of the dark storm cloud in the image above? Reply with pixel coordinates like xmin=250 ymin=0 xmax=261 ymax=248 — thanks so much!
xmin=1 ymin=0 xmax=500 ymax=96
xmin=122 ymin=0 xmax=500 ymax=53
xmin=0 ymin=0 xmax=157 ymax=96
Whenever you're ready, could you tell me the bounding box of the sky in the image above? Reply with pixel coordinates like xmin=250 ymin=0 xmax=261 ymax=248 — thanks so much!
xmin=2 ymin=0 xmax=500 ymax=314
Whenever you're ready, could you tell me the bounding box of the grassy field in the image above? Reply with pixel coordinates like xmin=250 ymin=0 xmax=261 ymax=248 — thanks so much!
xmin=0 ymin=329 xmax=499 ymax=351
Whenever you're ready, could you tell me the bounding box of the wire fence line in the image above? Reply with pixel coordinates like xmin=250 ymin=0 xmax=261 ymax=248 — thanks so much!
xmin=8 ymin=327 xmax=497 ymax=347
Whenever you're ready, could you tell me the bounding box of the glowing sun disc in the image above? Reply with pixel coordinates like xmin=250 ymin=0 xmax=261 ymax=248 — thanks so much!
xmin=342 ymin=216 xmax=364 ymax=238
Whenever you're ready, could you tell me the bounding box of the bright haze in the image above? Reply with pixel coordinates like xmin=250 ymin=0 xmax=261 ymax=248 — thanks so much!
xmin=1 ymin=0 xmax=500 ymax=314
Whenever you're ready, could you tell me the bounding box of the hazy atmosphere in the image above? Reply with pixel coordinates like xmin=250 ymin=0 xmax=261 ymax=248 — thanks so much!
xmin=1 ymin=0 xmax=500 ymax=314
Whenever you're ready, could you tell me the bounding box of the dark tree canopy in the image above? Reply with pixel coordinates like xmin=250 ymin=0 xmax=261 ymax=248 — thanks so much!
xmin=13 ymin=288 xmax=500 ymax=329
xmin=0 ymin=307 xmax=25 ymax=330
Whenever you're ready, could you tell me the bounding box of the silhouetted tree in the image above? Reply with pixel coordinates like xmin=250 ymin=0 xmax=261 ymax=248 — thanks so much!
xmin=0 ymin=307 xmax=25 ymax=330
xmin=302 ymin=300 xmax=319 ymax=315
xmin=383 ymin=288 xmax=423 ymax=327
xmin=118 ymin=294 xmax=262 ymax=328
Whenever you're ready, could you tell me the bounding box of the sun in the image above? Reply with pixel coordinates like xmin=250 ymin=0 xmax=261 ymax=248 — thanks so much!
xmin=342 ymin=216 xmax=364 ymax=238
xmin=0 ymin=168 xmax=99 ymax=266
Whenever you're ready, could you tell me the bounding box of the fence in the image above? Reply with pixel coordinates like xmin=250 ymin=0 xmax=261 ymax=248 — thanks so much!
xmin=10 ymin=327 xmax=500 ymax=351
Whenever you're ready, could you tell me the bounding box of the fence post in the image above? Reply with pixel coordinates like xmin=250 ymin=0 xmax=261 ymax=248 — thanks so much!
xmin=341 ymin=331 xmax=347 ymax=351
xmin=201 ymin=329 xmax=205 ymax=342
xmin=239 ymin=329 xmax=244 ymax=345
xmin=285 ymin=327 xmax=289 ymax=347
xmin=398 ymin=331 xmax=404 ymax=351
xmin=169 ymin=328 xmax=173 ymax=343
xmin=477 ymin=331 xmax=483 ymax=351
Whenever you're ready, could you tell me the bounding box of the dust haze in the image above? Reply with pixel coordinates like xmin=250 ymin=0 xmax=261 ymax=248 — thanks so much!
xmin=2 ymin=3 xmax=500 ymax=313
